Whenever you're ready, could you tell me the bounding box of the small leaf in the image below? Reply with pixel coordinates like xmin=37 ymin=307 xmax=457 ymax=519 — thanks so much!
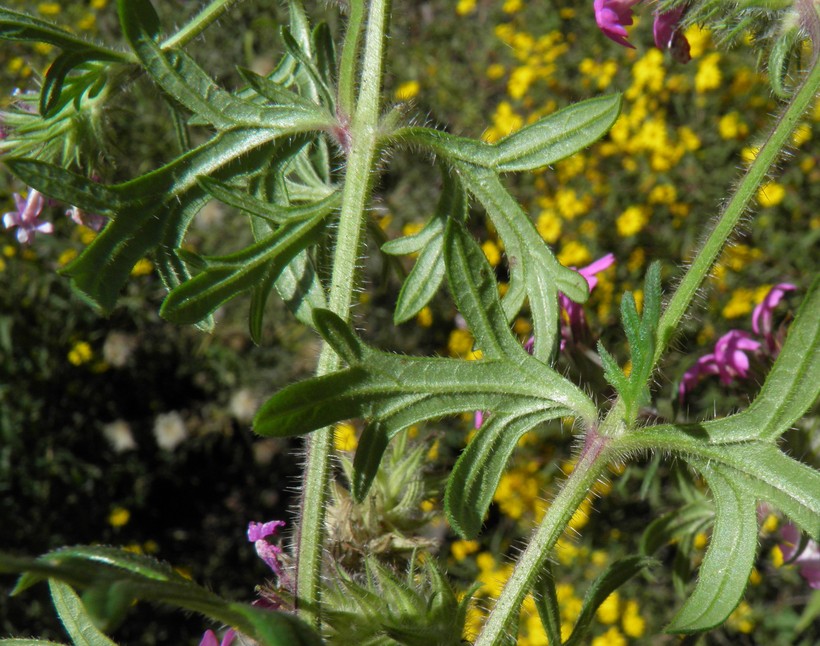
xmin=768 ymin=26 xmax=800 ymax=99
xmin=393 ymin=232 xmax=445 ymax=324
xmin=0 ymin=9 xmax=128 ymax=60
xmin=563 ymin=556 xmax=655 ymax=645
xmin=382 ymin=214 xmax=444 ymax=256
xmin=48 ymin=580 xmax=118 ymax=646
xmin=444 ymin=220 xmax=525 ymax=361
xmin=160 ymin=209 xmax=330 ymax=325
xmin=392 ymin=94 xmax=621 ymax=172
xmin=452 ymin=162 xmax=587 ymax=362
xmin=351 ymin=423 xmax=390 ymax=501
xmin=666 ymin=462 xmax=758 ymax=633
xmin=237 ymin=66 xmax=320 ymax=111
xmin=40 ymin=53 xmax=100 ymax=118
xmin=492 ymin=94 xmax=622 ymax=172
xmin=445 ymin=409 xmax=569 ymax=538
xmin=532 ymin=564 xmax=562 ymax=646
xmin=640 ymin=500 xmax=713 ymax=556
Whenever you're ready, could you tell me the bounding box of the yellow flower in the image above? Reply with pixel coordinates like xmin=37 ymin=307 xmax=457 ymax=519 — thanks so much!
xmin=456 ymin=0 xmax=476 ymax=16
xmin=394 ymin=80 xmax=420 ymax=101
xmin=108 ymin=506 xmax=130 ymax=528
xmin=416 ymin=306 xmax=433 ymax=328
xmin=592 ymin=626 xmax=627 ymax=646
xmin=677 ymin=126 xmax=701 ymax=151
xmin=616 ymin=206 xmax=649 ymax=237
xmin=684 ymin=25 xmax=711 ymax=59
xmin=727 ymin=601 xmax=755 ymax=634
xmin=451 ymin=539 xmax=480 ymax=561
xmin=757 ymin=181 xmax=785 ymax=207
xmin=771 ymin=544 xmax=784 ymax=567
xmin=693 ymin=532 xmax=709 ymax=549
xmin=596 ymin=592 xmax=620 ymax=625
xmin=58 ymin=248 xmax=78 ymax=267
xmin=695 ymin=53 xmax=722 ymax=94
xmin=621 ymin=600 xmax=646 ymax=637
xmin=536 ymin=209 xmax=562 ymax=243
xmin=791 ymin=122 xmax=811 ymax=147
xmin=334 ymin=422 xmax=357 ymax=451
xmin=130 ymin=258 xmax=153 ymax=276
xmin=483 ymin=102 xmax=523 ymax=142
xmin=718 ymin=111 xmax=748 ymax=140
xmin=0 ymin=258 xmax=5 ymax=272
xmin=648 ymin=184 xmax=676 ymax=205
xmin=722 ymin=287 xmax=758 ymax=319
xmin=68 ymin=341 xmax=93 ymax=366
xmin=486 ymin=63 xmax=505 ymax=80
xmin=448 ymin=328 xmax=475 ymax=358
xmin=38 ymin=2 xmax=61 ymax=16
xmin=503 ymin=0 xmax=522 ymax=14
xmin=749 ymin=568 xmax=762 ymax=586
xmin=481 ymin=240 xmax=502 ymax=267
xmin=557 ymin=241 xmax=591 ymax=267
xmin=761 ymin=513 xmax=779 ymax=534
xmin=77 ymin=12 xmax=97 ymax=31
xmin=507 ymin=65 xmax=536 ymax=100
xmin=555 ymin=188 xmax=590 ymax=220
xmin=92 ymin=0 xmax=109 ymax=8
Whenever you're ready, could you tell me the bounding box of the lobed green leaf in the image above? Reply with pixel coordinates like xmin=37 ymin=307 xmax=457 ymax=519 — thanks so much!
xmin=392 ymin=94 xmax=621 ymax=172
xmin=160 ymin=208 xmax=331 ymax=325
xmin=445 ymin=409 xmax=570 ymax=538
xmin=666 ymin=463 xmax=758 ymax=633
xmin=48 ymin=580 xmax=118 ymax=646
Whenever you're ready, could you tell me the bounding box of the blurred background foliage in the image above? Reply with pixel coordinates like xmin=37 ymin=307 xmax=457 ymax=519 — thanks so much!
xmin=1 ymin=0 xmax=818 ymax=644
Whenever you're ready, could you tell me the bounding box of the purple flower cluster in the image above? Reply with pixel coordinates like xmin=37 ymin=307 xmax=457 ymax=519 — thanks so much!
xmin=679 ymin=283 xmax=796 ymax=402
xmin=594 ymin=0 xmax=691 ymax=62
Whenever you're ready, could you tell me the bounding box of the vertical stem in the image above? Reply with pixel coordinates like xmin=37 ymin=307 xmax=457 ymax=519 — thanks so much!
xmin=294 ymin=0 xmax=390 ymax=629
xmin=653 ymin=57 xmax=820 ymax=364
xmin=475 ymin=433 xmax=614 ymax=646
xmin=338 ymin=0 xmax=366 ymax=118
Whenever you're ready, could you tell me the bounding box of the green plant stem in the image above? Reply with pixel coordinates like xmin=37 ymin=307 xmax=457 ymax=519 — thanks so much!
xmin=161 ymin=0 xmax=242 ymax=50
xmin=294 ymin=0 xmax=390 ymax=629
xmin=475 ymin=432 xmax=615 ymax=646
xmin=653 ymin=57 xmax=820 ymax=365
xmin=338 ymin=0 xmax=365 ymax=118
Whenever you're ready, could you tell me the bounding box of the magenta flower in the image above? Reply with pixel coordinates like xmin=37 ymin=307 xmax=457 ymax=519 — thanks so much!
xmin=3 ymin=189 xmax=53 ymax=244
xmin=679 ymin=284 xmax=796 ymax=401
xmin=752 ymin=282 xmax=796 ymax=354
xmin=594 ymin=0 xmax=641 ymax=48
xmin=248 ymin=520 xmax=287 ymax=578
xmin=678 ymin=330 xmax=761 ymax=401
xmin=653 ymin=6 xmax=691 ymax=63
xmin=66 ymin=205 xmax=106 ymax=232
xmin=780 ymin=523 xmax=820 ymax=590
xmin=199 ymin=629 xmax=236 ymax=646
xmin=559 ymin=253 xmax=616 ymax=347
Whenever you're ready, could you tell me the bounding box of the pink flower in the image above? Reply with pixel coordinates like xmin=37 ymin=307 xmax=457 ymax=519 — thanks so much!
xmin=559 ymin=253 xmax=616 ymax=347
xmin=66 ymin=205 xmax=106 ymax=232
xmin=678 ymin=330 xmax=761 ymax=401
xmin=653 ymin=6 xmax=691 ymax=63
xmin=752 ymin=283 xmax=796 ymax=354
xmin=780 ymin=523 xmax=820 ymax=590
xmin=679 ymin=284 xmax=796 ymax=401
xmin=594 ymin=0 xmax=641 ymax=48
xmin=3 ymin=189 xmax=53 ymax=244
xmin=248 ymin=520 xmax=287 ymax=578
xmin=199 ymin=629 xmax=236 ymax=646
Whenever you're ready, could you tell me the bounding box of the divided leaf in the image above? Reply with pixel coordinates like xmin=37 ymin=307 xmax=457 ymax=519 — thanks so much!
xmin=665 ymin=463 xmax=758 ymax=634
xmin=598 ymin=262 xmax=662 ymax=423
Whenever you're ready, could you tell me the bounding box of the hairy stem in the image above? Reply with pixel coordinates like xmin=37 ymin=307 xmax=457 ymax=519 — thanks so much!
xmin=161 ymin=0 xmax=243 ymax=50
xmin=475 ymin=431 xmax=614 ymax=646
xmin=294 ymin=0 xmax=390 ymax=628
xmin=654 ymin=57 xmax=820 ymax=365
xmin=338 ymin=0 xmax=366 ymax=118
